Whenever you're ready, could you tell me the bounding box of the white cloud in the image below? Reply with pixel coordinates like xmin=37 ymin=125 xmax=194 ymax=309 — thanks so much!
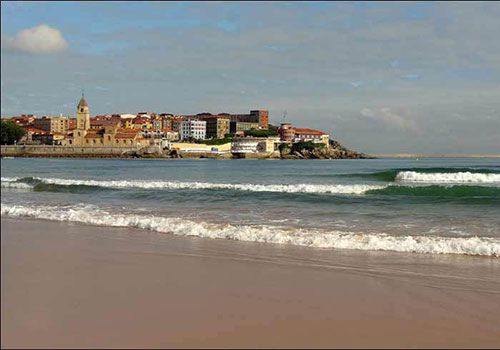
xmin=2 ymin=24 xmax=68 ymax=54
xmin=360 ymin=107 xmax=416 ymax=131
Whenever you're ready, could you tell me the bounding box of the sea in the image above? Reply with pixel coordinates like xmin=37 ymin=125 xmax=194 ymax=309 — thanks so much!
xmin=1 ymin=157 xmax=500 ymax=257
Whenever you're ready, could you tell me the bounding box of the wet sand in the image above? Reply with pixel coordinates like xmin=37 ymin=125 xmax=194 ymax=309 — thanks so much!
xmin=2 ymin=218 xmax=500 ymax=348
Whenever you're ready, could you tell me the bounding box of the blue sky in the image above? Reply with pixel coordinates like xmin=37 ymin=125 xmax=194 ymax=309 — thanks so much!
xmin=1 ymin=1 xmax=499 ymax=153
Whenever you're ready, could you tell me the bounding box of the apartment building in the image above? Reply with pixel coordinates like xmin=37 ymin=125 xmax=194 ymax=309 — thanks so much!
xmin=32 ymin=116 xmax=69 ymax=134
xmin=229 ymin=121 xmax=260 ymax=134
xmin=179 ymin=120 xmax=206 ymax=140
xmin=204 ymin=116 xmax=230 ymax=139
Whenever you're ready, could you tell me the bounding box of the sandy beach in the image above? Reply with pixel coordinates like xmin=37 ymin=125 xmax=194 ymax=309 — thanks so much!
xmin=2 ymin=218 xmax=500 ymax=348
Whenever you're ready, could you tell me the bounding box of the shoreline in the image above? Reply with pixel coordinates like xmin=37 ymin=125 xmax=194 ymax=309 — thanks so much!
xmin=3 ymin=154 xmax=500 ymax=160
xmin=2 ymin=217 xmax=500 ymax=348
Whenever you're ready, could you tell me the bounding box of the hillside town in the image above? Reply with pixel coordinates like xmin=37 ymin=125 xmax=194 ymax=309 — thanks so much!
xmin=1 ymin=94 xmax=366 ymax=159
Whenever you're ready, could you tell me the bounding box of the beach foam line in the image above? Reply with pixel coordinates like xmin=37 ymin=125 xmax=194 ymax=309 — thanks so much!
xmin=395 ymin=171 xmax=500 ymax=184
xmin=1 ymin=177 xmax=386 ymax=195
xmin=2 ymin=203 xmax=499 ymax=257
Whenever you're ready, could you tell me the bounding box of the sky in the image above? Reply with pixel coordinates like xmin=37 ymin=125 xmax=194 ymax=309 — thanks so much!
xmin=1 ymin=1 xmax=499 ymax=154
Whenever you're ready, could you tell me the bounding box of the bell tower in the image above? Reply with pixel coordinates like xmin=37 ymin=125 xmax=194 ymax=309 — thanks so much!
xmin=77 ymin=93 xmax=90 ymax=130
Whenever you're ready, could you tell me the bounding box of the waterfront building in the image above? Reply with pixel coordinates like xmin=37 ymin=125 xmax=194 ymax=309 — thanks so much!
xmin=179 ymin=120 xmax=206 ymax=140
xmin=63 ymin=95 xmax=149 ymax=148
xmin=151 ymin=117 xmax=162 ymax=130
xmin=68 ymin=118 xmax=77 ymax=130
xmin=20 ymin=127 xmax=48 ymax=144
xmin=293 ymin=128 xmax=330 ymax=145
xmin=76 ymin=94 xmax=90 ymax=130
xmin=182 ymin=110 xmax=269 ymax=130
xmin=142 ymin=128 xmax=178 ymax=141
xmin=226 ymin=110 xmax=268 ymax=129
xmin=32 ymin=116 xmax=69 ymax=134
xmin=131 ymin=117 xmax=152 ymax=129
xmin=278 ymin=123 xmax=330 ymax=146
xmin=170 ymin=141 xmax=231 ymax=153
xmin=90 ymin=117 xmax=121 ymax=129
xmin=114 ymin=114 xmax=135 ymax=129
xmin=5 ymin=115 xmax=36 ymax=127
xmin=204 ymin=116 xmax=230 ymax=139
xmin=278 ymin=123 xmax=295 ymax=142
xmin=171 ymin=117 xmax=186 ymax=132
xmin=21 ymin=127 xmax=58 ymax=145
xmin=229 ymin=121 xmax=260 ymax=134
xmin=231 ymin=136 xmax=281 ymax=154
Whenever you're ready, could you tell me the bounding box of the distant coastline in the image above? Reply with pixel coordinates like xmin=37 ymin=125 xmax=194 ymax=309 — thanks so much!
xmin=374 ymin=153 xmax=500 ymax=159
xmin=0 ymin=141 xmax=371 ymax=160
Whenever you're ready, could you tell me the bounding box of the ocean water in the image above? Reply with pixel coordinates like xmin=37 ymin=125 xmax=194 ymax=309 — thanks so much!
xmin=1 ymin=157 xmax=500 ymax=257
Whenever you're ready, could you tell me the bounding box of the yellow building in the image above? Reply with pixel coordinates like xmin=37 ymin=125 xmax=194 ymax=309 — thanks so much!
xmin=32 ymin=116 xmax=69 ymax=134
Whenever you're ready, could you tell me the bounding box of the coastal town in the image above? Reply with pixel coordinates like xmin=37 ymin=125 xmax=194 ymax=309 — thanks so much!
xmin=1 ymin=94 xmax=366 ymax=159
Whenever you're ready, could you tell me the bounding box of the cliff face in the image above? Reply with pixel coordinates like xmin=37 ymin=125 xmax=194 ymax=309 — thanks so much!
xmin=278 ymin=140 xmax=372 ymax=159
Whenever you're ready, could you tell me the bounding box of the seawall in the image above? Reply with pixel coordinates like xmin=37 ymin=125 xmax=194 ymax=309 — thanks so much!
xmin=1 ymin=145 xmax=142 ymax=158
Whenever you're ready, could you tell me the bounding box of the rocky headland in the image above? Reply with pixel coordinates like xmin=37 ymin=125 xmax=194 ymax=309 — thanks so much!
xmin=275 ymin=140 xmax=372 ymax=160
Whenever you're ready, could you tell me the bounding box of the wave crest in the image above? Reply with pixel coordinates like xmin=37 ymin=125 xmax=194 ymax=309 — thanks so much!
xmin=1 ymin=177 xmax=385 ymax=195
xmin=396 ymin=171 xmax=500 ymax=184
xmin=2 ymin=203 xmax=499 ymax=257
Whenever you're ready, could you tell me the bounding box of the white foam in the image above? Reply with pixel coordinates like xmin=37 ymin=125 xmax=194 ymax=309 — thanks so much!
xmin=1 ymin=177 xmax=19 ymax=183
xmin=396 ymin=171 xmax=500 ymax=184
xmin=1 ymin=182 xmax=33 ymax=189
xmin=2 ymin=203 xmax=499 ymax=257
xmin=3 ymin=177 xmax=386 ymax=195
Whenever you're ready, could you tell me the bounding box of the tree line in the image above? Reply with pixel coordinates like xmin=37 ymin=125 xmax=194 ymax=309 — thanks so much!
xmin=1 ymin=120 xmax=26 ymax=145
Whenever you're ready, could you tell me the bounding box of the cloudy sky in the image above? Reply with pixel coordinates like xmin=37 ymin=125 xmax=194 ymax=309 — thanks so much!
xmin=1 ymin=1 xmax=499 ymax=153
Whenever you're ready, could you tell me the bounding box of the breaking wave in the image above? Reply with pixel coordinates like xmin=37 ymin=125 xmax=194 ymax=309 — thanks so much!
xmin=3 ymin=177 xmax=500 ymax=201
xmin=2 ymin=203 xmax=499 ymax=257
xmin=395 ymin=171 xmax=500 ymax=184
xmin=1 ymin=177 xmax=385 ymax=195
xmin=342 ymin=168 xmax=500 ymax=183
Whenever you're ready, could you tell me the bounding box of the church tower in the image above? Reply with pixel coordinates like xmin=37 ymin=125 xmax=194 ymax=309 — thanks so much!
xmin=77 ymin=94 xmax=90 ymax=130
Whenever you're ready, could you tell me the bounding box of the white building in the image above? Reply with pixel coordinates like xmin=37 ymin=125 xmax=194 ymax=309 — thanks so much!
xmin=231 ymin=136 xmax=280 ymax=154
xmin=180 ymin=120 xmax=206 ymax=140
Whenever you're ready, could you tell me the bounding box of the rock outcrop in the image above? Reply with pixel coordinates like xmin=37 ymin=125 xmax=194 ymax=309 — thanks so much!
xmin=279 ymin=140 xmax=372 ymax=160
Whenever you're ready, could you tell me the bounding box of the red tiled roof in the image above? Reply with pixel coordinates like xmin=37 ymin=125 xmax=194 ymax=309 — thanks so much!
xmin=90 ymin=120 xmax=120 ymax=126
xmin=115 ymin=133 xmax=139 ymax=139
xmin=115 ymin=128 xmax=140 ymax=139
xmin=84 ymin=130 xmax=104 ymax=138
xmin=25 ymin=127 xmax=47 ymax=135
xmin=293 ymin=128 xmax=325 ymax=136
xmin=116 ymin=128 xmax=138 ymax=133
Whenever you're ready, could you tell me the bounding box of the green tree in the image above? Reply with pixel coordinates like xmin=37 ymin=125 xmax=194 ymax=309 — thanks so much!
xmin=1 ymin=120 xmax=25 ymax=145
xmin=244 ymin=128 xmax=278 ymax=137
